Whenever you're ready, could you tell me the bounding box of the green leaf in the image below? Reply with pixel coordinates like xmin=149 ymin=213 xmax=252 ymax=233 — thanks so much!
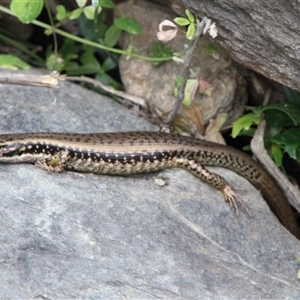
xmin=104 ymin=24 xmax=121 ymax=47
xmin=149 ymin=42 xmax=173 ymax=65
xmin=77 ymin=12 xmax=108 ymax=40
xmin=182 ymin=79 xmax=198 ymax=106
xmin=174 ymin=17 xmax=190 ymax=26
xmin=76 ymin=0 xmax=87 ymax=8
xmin=65 ymin=62 xmax=99 ymax=75
xmin=102 ymin=57 xmax=117 ymax=72
xmin=284 ymin=86 xmax=300 ymax=108
xmin=242 ymin=145 xmax=251 ymax=151
xmin=238 ymin=127 xmax=256 ymax=138
xmin=58 ymin=38 xmax=78 ymax=59
xmin=186 ymin=23 xmax=195 ymax=40
xmin=83 ymin=5 xmax=102 ymax=20
xmin=271 ymin=144 xmax=283 ymax=167
xmin=175 ymin=76 xmax=182 ymax=88
xmin=95 ymin=72 xmax=122 ymax=90
xmin=174 ymin=76 xmax=183 ymax=96
xmin=10 ymin=0 xmax=44 ymax=24
xmin=0 ymin=54 xmax=30 ymax=70
xmin=99 ymin=0 xmax=116 ymax=8
xmin=185 ymin=9 xmax=195 ymax=23
xmin=231 ymin=112 xmax=261 ymax=138
xmin=69 ymin=8 xmax=83 ymax=20
xmin=114 ymin=17 xmax=143 ymax=35
xmin=63 ymin=47 xmax=101 ymax=75
xmin=252 ymin=103 xmax=300 ymax=126
xmin=272 ymin=128 xmax=300 ymax=161
xmin=79 ymin=48 xmax=101 ymax=73
xmin=56 ymin=5 xmax=67 ymax=21
xmin=264 ymin=109 xmax=294 ymax=134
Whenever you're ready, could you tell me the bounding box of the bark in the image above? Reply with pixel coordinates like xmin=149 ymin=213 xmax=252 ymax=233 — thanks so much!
xmin=173 ymin=0 xmax=300 ymax=91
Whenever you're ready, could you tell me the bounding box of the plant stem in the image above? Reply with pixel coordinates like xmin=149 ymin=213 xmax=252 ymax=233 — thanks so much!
xmin=44 ymin=0 xmax=58 ymax=54
xmin=166 ymin=18 xmax=207 ymax=125
xmin=0 ymin=32 xmax=45 ymax=65
xmin=0 ymin=5 xmax=173 ymax=63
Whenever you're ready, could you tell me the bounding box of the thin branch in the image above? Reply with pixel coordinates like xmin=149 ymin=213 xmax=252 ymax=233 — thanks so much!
xmin=166 ymin=17 xmax=208 ymax=125
xmin=0 ymin=72 xmax=147 ymax=107
xmin=65 ymin=75 xmax=147 ymax=107
xmin=0 ymin=72 xmax=60 ymax=87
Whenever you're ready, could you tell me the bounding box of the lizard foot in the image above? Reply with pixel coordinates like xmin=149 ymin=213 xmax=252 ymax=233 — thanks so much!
xmin=222 ymin=185 xmax=252 ymax=217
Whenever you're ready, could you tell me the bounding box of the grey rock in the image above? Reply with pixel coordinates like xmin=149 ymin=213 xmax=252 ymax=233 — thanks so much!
xmin=0 ymin=70 xmax=299 ymax=299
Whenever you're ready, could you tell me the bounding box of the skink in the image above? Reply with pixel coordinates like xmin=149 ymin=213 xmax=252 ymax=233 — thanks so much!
xmin=0 ymin=131 xmax=299 ymax=238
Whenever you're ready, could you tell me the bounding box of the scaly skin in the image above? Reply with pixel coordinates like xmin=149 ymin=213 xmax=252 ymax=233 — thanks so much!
xmin=0 ymin=131 xmax=299 ymax=238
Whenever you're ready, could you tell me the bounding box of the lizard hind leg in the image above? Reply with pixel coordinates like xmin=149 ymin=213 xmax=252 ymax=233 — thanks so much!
xmin=178 ymin=157 xmax=251 ymax=216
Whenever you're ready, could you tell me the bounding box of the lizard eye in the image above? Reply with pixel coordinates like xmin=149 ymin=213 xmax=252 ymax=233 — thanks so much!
xmin=0 ymin=143 xmax=24 ymax=157
xmin=0 ymin=144 xmax=18 ymax=156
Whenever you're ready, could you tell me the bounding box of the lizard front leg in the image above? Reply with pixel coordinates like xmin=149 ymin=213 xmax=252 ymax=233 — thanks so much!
xmin=35 ymin=150 xmax=70 ymax=173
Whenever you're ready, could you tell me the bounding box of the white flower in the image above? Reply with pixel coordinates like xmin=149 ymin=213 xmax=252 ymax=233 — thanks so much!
xmin=156 ymin=20 xmax=178 ymax=42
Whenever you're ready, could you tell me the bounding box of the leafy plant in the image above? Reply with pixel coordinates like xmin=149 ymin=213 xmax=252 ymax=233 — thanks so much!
xmin=232 ymin=88 xmax=300 ymax=167
xmin=0 ymin=0 xmax=173 ymax=76
xmin=10 ymin=0 xmax=44 ymax=24
xmin=56 ymin=0 xmax=103 ymax=21
xmin=174 ymin=9 xmax=196 ymax=40
xmin=149 ymin=42 xmax=173 ymax=66
xmin=0 ymin=54 xmax=30 ymax=70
